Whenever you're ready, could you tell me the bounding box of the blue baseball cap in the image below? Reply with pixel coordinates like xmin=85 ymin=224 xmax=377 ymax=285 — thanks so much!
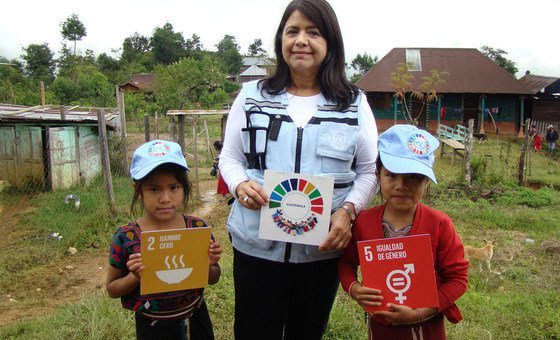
xmin=130 ymin=140 xmax=189 ymax=180
xmin=377 ymin=124 xmax=440 ymax=183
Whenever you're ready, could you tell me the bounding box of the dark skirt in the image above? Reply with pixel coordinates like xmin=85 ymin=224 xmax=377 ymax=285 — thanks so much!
xmin=369 ymin=313 xmax=446 ymax=340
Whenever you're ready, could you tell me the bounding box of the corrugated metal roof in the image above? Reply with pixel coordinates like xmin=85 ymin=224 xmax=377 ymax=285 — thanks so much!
xmin=0 ymin=104 xmax=119 ymax=128
xmin=239 ymin=64 xmax=268 ymax=77
xmin=357 ymin=48 xmax=533 ymax=95
xmin=242 ymin=57 xmax=274 ymax=67
xmin=518 ymin=73 xmax=559 ymax=94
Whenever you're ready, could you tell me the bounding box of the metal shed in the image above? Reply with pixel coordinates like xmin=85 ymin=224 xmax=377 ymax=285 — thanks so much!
xmin=0 ymin=104 xmax=119 ymax=190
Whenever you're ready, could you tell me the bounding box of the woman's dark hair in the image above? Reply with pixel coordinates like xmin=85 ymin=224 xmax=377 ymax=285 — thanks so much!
xmin=259 ymin=0 xmax=359 ymax=110
xmin=376 ymin=156 xmax=384 ymax=174
xmin=213 ymin=140 xmax=223 ymax=150
xmin=130 ymin=163 xmax=191 ymax=217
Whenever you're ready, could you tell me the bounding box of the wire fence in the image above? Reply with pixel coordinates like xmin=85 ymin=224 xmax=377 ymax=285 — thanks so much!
xmin=2 ymin=111 xmax=557 ymax=214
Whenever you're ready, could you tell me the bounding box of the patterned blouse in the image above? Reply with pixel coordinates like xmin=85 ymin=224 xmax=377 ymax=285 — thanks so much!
xmin=109 ymin=215 xmax=211 ymax=320
xmin=382 ymin=219 xmax=413 ymax=238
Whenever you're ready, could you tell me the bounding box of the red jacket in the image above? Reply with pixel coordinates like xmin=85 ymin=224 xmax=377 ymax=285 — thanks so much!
xmin=338 ymin=203 xmax=469 ymax=323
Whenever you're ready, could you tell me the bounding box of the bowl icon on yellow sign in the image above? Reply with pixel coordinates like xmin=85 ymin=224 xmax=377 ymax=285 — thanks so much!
xmin=156 ymin=268 xmax=193 ymax=284
xmin=156 ymin=255 xmax=192 ymax=284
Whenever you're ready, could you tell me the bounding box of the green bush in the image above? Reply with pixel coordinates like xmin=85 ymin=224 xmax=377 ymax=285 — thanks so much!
xmin=496 ymin=186 xmax=556 ymax=208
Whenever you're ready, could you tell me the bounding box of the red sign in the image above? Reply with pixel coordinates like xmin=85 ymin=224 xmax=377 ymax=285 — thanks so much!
xmin=357 ymin=234 xmax=438 ymax=312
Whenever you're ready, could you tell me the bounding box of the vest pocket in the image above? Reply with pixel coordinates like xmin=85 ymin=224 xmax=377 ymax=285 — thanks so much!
xmin=229 ymin=201 xmax=275 ymax=250
xmin=316 ymin=123 xmax=359 ymax=173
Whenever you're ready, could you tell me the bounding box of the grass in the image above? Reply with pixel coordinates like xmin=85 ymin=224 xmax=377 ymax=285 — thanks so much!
xmin=1 ymin=131 xmax=560 ymax=339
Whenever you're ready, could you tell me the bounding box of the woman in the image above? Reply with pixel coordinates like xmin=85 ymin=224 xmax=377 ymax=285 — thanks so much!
xmin=219 ymin=0 xmax=378 ymax=338
xmin=530 ymin=125 xmax=542 ymax=151
xmin=545 ymin=124 xmax=558 ymax=155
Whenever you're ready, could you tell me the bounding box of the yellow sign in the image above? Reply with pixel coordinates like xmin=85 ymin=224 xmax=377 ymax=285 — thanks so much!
xmin=140 ymin=227 xmax=211 ymax=295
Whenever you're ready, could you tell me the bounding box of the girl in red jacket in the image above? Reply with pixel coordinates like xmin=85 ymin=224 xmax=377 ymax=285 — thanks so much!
xmin=338 ymin=124 xmax=468 ymax=339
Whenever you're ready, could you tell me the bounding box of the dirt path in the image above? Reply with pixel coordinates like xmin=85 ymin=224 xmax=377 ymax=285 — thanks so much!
xmin=0 ymin=180 xmax=222 ymax=328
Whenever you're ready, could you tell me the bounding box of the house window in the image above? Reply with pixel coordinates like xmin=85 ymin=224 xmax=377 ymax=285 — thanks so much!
xmin=405 ymin=49 xmax=422 ymax=72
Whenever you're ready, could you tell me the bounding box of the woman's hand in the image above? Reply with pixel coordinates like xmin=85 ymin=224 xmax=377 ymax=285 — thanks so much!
xmin=126 ymin=253 xmax=144 ymax=279
xmin=235 ymin=180 xmax=269 ymax=210
xmin=373 ymin=303 xmax=419 ymax=325
xmin=319 ymin=206 xmax=353 ymax=251
xmin=209 ymin=239 xmax=223 ymax=266
xmin=350 ymin=282 xmax=384 ymax=309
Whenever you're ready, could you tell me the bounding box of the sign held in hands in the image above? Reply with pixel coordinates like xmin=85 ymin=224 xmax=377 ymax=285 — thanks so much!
xmin=141 ymin=227 xmax=211 ymax=295
xmin=357 ymin=234 xmax=439 ymax=312
xmin=258 ymin=170 xmax=334 ymax=246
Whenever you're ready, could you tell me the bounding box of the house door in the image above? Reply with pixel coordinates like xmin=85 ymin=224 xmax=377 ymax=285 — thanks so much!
xmin=48 ymin=127 xmax=79 ymax=190
xmin=463 ymin=94 xmax=479 ymax=128
xmin=0 ymin=127 xmax=17 ymax=184
xmin=0 ymin=126 xmax=44 ymax=188
xmin=17 ymin=126 xmax=44 ymax=188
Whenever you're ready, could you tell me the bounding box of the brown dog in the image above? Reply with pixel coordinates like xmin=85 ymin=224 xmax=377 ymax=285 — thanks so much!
xmin=464 ymin=240 xmax=495 ymax=271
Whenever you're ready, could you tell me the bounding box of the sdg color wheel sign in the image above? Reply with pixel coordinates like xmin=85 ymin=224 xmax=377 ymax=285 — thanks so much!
xmin=259 ymin=171 xmax=334 ymax=246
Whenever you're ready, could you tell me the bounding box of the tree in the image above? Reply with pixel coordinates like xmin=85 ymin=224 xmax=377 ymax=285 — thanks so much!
xmin=83 ymin=49 xmax=96 ymax=66
xmin=248 ymin=39 xmax=267 ymax=56
xmin=215 ymin=35 xmax=242 ymax=75
xmin=121 ymin=32 xmax=151 ymax=63
xmin=390 ymin=62 xmax=448 ymax=126
xmin=56 ymin=43 xmax=74 ymax=77
xmin=21 ymin=43 xmax=56 ymax=85
xmin=97 ymin=53 xmax=119 ymax=72
xmin=60 ymin=14 xmax=87 ymax=57
xmin=185 ymin=34 xmax=204 ymax=60
xmin=153 ymin=57 xmax=227 ymax=112
xmin=151 ymin=22 xmax=186 ymax=65
xmin=480 ymin=46 xmax=518 ymax=76
xmin=0 ymin=57 xmax=37 ymax=105
xmin=51 ymin=65 xmax=115 ymax=106
xmin=97 ymin=53 xmax=121 ymax=84
xmin=56 ymin=43 xmax=96 ymax=78
xmin=349 ymin=53 xmax=378 ymax=83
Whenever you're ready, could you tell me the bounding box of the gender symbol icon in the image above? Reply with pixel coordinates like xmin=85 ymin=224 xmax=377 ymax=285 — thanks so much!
xmin=385 ymin=263 xmax=415 ymax=303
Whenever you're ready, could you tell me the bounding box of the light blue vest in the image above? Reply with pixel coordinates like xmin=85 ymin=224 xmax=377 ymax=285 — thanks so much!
xmin=227 ymin=80 xmax=364 ymax=263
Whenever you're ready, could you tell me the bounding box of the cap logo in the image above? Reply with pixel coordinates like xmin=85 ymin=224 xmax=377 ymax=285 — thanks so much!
xmin=148 ymin=141 xmax=171 ymax=157
xmin=407 ymin=133 xmax=430 ymax=155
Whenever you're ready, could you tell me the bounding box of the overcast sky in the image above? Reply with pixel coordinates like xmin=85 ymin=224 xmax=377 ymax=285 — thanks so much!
xmin=1 ymin=0 xmax=559 ymax=79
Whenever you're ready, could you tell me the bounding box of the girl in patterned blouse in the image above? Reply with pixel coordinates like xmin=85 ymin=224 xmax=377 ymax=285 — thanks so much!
xmin=106 ymin=140 xmax=222 ymax=339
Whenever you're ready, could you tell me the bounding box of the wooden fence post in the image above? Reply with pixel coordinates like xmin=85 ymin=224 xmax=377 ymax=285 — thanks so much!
xmin=178 ymin=115 xmax=185 ymax=152
xmin=204 ymin=120 xmax=214 ymax=161
xmin=518 ymin=118 xmax=531 ymax=186
xmin=97 ymin=109 xmax=115 ymax=215
xmin=154 ymin=111 xmax=159 ymax=139
xmin=144 ymin=114 xmax=151 ymax=142
xmin=169 ymin=116 xmax=177 ymax=142
xmin=192 ymin=117 xmax=200 ymax=199
xmin=116 ymin=86 xmax=129 ymax=172
xmin=40 ymin=81 xmax=45 ymax=109
xmin=465 ymin=119 xmax=474 ymax=185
